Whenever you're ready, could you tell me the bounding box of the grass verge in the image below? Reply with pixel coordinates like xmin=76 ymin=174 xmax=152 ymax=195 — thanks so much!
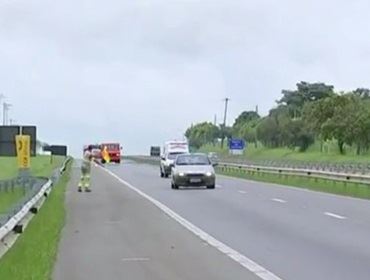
xmin=0 ymin=155 xmax=65 ymax=180
xmin=0 ymin=155 xmax=65 ymax=217
xmin=0 ymin=189 xmax=24 ymax=214
xmin=217 ymin=167 xmax=370 ymax=200
xmin=200 ymin=143 xmax=370 ymax=163
xmin=0 ymin=159 xmax=72 ymax=280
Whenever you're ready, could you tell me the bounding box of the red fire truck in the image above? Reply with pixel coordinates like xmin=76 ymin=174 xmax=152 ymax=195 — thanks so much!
xmin=101 ymin=143 xmax=122 ymax=163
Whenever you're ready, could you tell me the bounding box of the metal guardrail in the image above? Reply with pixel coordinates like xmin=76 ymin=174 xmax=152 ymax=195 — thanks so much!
xmin=0 ymin=156 xmax=71 ymax=258
xmin=125 ymin=156 xmax=370 ymax=186
xmin=217 ymin=156 xmax=370 ymax=175
xmin=218 ymin=162 xmax=370 ymax=186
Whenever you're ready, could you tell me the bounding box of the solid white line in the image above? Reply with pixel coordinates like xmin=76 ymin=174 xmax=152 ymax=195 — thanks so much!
xmin=101 ymin=167 xmax=283 ymax=280
xmin=324 ymin=212 xmax=347 ymax=220
xmin=238 ymin=190 xmax=247 ymax=194
xmin=271 ymin=198 xmax=287 ymax=204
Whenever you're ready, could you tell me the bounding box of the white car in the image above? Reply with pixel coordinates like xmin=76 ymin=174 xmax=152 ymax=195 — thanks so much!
xmin=160 ymin=152 xmax=183 ymax=177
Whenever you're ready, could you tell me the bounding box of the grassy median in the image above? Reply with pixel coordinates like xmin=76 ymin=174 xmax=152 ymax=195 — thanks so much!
xmin=0 ymin=159 xmax=72 ymax=280
xmin=217 ymin=167 xmax=370 ymax=199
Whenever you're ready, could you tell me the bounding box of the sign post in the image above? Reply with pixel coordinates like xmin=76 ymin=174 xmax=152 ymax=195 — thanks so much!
xmin=228 ymin=139 xmax=246 ymax=155
xmin=15 ymin=128 xmax=31 ymax=178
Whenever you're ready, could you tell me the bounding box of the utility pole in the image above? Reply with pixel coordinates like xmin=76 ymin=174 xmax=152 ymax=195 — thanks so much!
xmin=3 ymin=102 xmax=11 ymax=126
xmin=0 ymin=94 xmax=5 ymax=125
xmin=221 ymin=97 xmax=230 ymax=149
xmin=214 ymin=114 xmax=217 ymax=126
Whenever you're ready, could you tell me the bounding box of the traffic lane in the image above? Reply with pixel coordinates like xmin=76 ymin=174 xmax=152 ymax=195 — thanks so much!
xmin=109 ymin=161 xmax=370 ymax=280
xmin=216 ymin=174 xmax=370 ymax=226
xmin=111 ymin=161 xmax=370 ymax=239
xmin=53 ymin=165 xmax=258 ymax=280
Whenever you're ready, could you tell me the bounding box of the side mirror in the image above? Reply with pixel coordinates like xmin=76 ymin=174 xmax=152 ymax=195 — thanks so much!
xmin=161 ymin=156 xmax=165 ymax=161
xmin=212 ymin=162 xmax=218 ymax=167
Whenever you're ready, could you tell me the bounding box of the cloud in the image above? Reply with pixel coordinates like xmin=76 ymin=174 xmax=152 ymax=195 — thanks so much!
xmin=1 ymin=0 xmax=370 ymax=155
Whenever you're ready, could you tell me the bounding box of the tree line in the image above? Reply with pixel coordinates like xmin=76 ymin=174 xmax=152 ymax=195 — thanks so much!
xmin=185 ymin=82 xmax=370 ymax=155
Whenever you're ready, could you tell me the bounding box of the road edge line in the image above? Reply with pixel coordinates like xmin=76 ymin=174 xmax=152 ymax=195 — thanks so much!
xmin=100 ymin=166 xmax=283 ymax=280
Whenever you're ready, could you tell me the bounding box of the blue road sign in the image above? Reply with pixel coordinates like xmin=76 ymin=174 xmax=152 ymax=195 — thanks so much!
xmin=229 ymin=139 xmax=246 ymax=150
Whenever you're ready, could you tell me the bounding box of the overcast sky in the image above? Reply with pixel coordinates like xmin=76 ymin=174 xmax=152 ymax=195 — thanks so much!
xmin=1 ymin=0 xmax=370 ymax=156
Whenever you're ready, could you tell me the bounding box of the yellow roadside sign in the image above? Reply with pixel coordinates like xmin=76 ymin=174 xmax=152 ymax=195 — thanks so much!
xmin=15 ymin=135 xmax=31 ymax=169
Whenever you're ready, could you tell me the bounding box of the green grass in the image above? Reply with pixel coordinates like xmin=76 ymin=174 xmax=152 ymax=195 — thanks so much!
xmin=0 ymin=155 xmax=65 ymax=180
xmin=0 ymin=155 xmax=66 ymax=218
xmin=0 ymin=188 xmax=24 ymax=214
xmin=0 ymin=160 xmax=72 ymax=280
xmin=200 ymin=141 xmax=370 ymax=163
xmin=217 ymin=167 xmax=370 ymax=199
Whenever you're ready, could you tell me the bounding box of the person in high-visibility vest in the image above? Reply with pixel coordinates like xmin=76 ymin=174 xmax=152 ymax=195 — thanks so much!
xmin=78 ymin=145 xmax=93 ymax=192
xmin=101 ymin=145 xmax=111 ymax=164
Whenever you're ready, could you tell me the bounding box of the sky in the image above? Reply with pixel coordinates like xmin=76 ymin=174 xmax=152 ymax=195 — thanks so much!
xmin=1 ymin=0 xmax=370 ymax=156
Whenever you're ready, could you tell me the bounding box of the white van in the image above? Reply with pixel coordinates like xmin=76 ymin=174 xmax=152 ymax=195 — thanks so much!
xmin=160 ymin=140 xmax=189 ymax=177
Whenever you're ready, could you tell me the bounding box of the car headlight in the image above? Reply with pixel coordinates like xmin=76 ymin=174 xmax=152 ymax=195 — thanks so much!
xmin=206 ymin=172 xmax=213 ymax=177
xmin=178 ymin=172 xmax=185 ymax=177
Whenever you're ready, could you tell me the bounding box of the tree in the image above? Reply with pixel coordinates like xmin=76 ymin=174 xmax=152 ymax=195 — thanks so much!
xmin=281 ymin=119 xmax=314 ymax=151
xmin=185 ymin=122 xmax=220 ymax=149
xmin=278 ymin=81 xmax=334 ymax=118
xmin=304 ymin=94 xmax=361 ymax=154
xmin=353 ymin=88 xmax=370 ymax=99
xmin=237 ymin=119 xmax=260 ymax=147
xmin=233 ymin=111 xmax=260 ymax=128
xmin=256 ymin=117 xmax=281 ymax=147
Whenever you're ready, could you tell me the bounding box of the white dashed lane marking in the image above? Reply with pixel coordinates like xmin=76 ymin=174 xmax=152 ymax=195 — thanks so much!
xmin=324 ymin=212 xmax=347 ymax=220
xmin=238 ymin=190 xmax=247 ymax=194
xmin=271 ymin=198 xmax=287 ymax=204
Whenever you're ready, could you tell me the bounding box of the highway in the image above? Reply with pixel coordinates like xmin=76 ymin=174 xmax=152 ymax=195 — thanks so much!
xmin=55 ymin=160 xmax=370 ymax=280
xmin=107 ymin=160 xmax=370 ymax=280
xmin=53 ymin=162 xmax=259 ymax=280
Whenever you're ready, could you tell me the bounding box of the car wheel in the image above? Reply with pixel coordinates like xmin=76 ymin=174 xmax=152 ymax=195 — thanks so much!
xmin=172 ymin=182 xmax=179 ymax=189
xmin=207 ymin=184 xmax=215 ymax=189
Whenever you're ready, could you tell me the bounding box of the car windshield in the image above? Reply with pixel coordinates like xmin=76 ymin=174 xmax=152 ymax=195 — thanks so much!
xmin=167 ymin=153 xmax=183 ymax=160
xmin=176 ymin=155 xmax=210 ymax=166
xmin=103 ymin=144 xmax=119 ymax=150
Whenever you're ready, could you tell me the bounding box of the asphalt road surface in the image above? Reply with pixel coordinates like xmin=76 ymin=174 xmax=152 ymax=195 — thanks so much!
xmin=103 ymin=160 xmax=370 ymax=280
xmin=53 ymin=163 xmax=260 ymax=280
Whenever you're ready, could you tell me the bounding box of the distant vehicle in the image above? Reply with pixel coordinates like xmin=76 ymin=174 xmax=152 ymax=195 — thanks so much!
xmin=150 ymin=146 xmax=161 ymax=157
xmin=83 ymin=144 xmax=101 ymax=156
xmin=171 ymin=153 xmax=216 ymax=189
xmin=208 ymin=152 xmax=219 ymax=165
xmin=160 ymin=140 xmax=189 ymax=178
xmin=100 ymin=142 xmax=122 ymax=163
xmin=90 ymin=144 xmax=102 ymax=160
